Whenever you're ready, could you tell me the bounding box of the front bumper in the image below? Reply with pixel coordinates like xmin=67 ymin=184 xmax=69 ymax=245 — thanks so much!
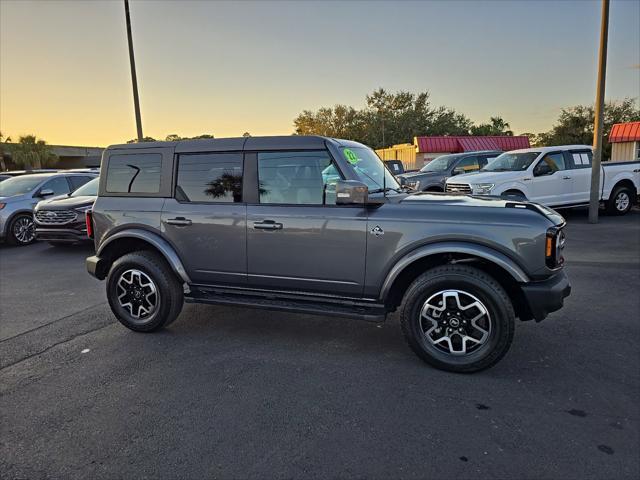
xmin=36 ymin=227 xmax=90 ymax=243
xmin=520 ymin=270 xmax=571 ymax=322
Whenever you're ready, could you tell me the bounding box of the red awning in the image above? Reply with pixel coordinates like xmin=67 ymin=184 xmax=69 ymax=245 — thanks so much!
xmin=415 ymin=135 xmax=530 ymax=153
xmin=609 ymin=122 xmax=640 ymax=143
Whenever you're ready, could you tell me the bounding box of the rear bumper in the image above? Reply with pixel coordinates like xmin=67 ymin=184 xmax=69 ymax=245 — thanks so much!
xmin=521 ymin=270 xmax=571 ymax=322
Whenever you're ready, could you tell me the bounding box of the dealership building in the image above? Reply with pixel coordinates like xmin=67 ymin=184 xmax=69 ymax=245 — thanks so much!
xmin=376 ymin=135 xmax=530 ymax=171
xmin=609 ymin=121 xmax=640 ymax=162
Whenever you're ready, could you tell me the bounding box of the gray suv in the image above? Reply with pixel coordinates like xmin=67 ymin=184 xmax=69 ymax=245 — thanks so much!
xmin=0 ymin=172 xmax=96 ymax=245
xmin=86 ymin=136 xmax=570 ymax=372
xmin=397 ymin=151 xmax=501 ymax=192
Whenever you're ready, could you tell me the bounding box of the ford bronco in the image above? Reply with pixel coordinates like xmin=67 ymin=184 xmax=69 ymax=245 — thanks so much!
xmin=86 ymin=136 xmax=571 ymax=372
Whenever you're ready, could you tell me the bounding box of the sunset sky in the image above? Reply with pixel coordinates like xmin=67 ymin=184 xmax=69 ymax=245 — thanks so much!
xmin=1 ymin=0 xmax=639 ymax=147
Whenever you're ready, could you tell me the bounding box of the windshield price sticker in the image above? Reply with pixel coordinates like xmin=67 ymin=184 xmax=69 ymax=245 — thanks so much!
xmin=344 ymin=148 xmax=359 ymax=165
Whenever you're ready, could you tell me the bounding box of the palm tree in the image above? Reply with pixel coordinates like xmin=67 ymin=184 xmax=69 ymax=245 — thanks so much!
xmin=0 ymin=131 xmax=11 ymax=171
xmin=11 ymin=135 xmax=57 ymax=169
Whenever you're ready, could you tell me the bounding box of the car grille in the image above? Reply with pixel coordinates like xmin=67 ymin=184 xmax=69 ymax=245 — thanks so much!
xmin=445 ymin=183 xmax=472 ymax=194
xmin=35 ymin=209 xmax=78 ymax=225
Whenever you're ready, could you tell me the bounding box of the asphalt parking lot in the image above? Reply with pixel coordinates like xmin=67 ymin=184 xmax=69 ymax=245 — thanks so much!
xmin=1 ymin=208 xmax=638 ymax=480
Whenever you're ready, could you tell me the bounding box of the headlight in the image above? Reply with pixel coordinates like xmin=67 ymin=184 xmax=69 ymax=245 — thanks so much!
xmin=74 ymin=205 xmax=93 ymax=213
xmin=408 ymin=181 xmax=420 ymax=190
xmin=472 ymin=183 xmax=495 ymax=195
xmin=0 ymin=203 xmax=5 ymax=210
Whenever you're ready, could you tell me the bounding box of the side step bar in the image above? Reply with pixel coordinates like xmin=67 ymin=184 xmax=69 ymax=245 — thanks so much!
xmin=186 ymin=286 xmax=387 ymax=322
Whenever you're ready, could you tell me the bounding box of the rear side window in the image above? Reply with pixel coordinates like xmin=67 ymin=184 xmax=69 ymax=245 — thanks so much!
xmin=569 ymin=150 xmax=592 ymax=169
xmin=176 ymin=153 xmax=243 ymax=203
xmin=106 ymin=153 xmax=162 ymax=193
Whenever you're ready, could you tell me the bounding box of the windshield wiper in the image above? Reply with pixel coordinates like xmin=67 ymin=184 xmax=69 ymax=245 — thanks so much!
xmin=369 ymin=187 xmax=401 ymax=194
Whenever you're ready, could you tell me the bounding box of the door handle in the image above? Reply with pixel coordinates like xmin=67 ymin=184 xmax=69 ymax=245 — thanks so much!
xmin=165 ymin=217 xmax=192 ymax=226
xmin=253 ymin=220 xmax=283 ymax=230
xmin=562 ymin=176 xmax=572 ymax=180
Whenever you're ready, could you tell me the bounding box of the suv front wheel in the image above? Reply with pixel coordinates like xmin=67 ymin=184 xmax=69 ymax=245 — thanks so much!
xmin=400 ymin=265 xmax=515 ymax=373
xmin=106 ymin=251 xmax=184 ymax=332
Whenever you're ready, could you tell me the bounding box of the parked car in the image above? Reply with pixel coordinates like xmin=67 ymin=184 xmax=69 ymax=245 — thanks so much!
xmin=34 ymin=177 xmax=98 ymax=246
xmin=445 ymin=145 xmax=640 ymax=214
xmin=398 ymin=151 xmax=501 ymax=192
xmin=86 ymin=136 xmax=570 ymax=373
xmin=1 ymin=169 xmax=59 ymax=177
xmin=0 ymin=174 xmax=11 ymax=183
xmin=0 ymin=172 xmax=97 ymax=245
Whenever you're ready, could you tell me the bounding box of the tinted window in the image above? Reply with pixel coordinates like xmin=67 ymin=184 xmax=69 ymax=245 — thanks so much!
xmin=258 ymin=151 xmax=341 ymax=205
xmin=68 ymin=175 xmax=94 ymax=190
xmin=456 ymin=156 xmax=480 ymax=172
xmin=176 ymin=153 xmax=243 ymax=203
xmin=106 ymin=153 xmax=161 ymax=193
xmin=538 ymin=152 xmax=567 ymax=172
xmin=569 ymin=150 xmax=592 ymax=169
xmin=42 ymin=176 xmax=71 ymax=196
xmin=71 ymin=177 xmax=99 ymax=197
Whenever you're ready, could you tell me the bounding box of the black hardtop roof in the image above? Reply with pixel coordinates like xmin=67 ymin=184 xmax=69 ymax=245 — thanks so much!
xmin=106 ymin=136 xmax=368 ymax=153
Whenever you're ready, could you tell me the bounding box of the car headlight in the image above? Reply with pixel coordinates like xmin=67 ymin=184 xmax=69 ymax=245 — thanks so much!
xmin=472 ymin=183 xmax=495 ymax=195
xmin=408 ymin=181 xmax=420 ymax=190
xmin=74 ymin=205 xmax=93 ymax=213
xmin=0 ymin=203 xmax=5 ymax=210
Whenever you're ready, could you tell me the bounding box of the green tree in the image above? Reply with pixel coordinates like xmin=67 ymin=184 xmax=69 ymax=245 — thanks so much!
xmin=536 ymin=98 xmax=639 ymax=159
xmin=165 ymin=134 xmax=182 ymax=142
xmin=10 ymin=135 xmax=57 ymax=169
xmin=126 ymin=136 xmax=157 ymax=143
xmin=242 ymin=132 xmax=251 ymax=137
xmin=470 ymin=116 xmax=513 ymax=136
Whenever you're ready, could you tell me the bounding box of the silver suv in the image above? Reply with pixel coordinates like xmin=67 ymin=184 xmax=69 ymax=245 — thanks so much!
xmin=0 ymin=172 xmax=96 ymax=245
xmin=86 ymin=136 xmax=571 ymax=372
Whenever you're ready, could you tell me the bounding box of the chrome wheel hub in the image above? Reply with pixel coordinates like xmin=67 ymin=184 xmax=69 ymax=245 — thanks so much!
xmin=420 ymin=290 xmax=492 ymax=356
xmin=13 ymin=217 xmax=36 ymax=244
xmin=615 ymin=192 xmax=629 ymax=211
xmin=116 ymin=269 xmax=159 ymax=319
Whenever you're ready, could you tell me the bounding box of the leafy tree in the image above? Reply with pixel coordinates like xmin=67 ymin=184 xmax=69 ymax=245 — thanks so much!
xmin=126 ymin=136 xmax=157 ymax=143
xmin=10 ymin=135 xmax=57 ymax=169
xmin=294 ymin=88 xmax=477 ymax=149
xmin=242 ymin=132 xmax=251 ymax=137
xmin=470 ymin=116 xmax=513 ymax=136
xmin=535 ymin=98 xmax=639 ymax=159
xmin=165 ymin=134 xmax=182 ymax=142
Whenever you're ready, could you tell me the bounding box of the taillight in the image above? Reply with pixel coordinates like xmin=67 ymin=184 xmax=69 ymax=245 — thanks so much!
xmin=85 ymin=210 xmax=94 ymax=239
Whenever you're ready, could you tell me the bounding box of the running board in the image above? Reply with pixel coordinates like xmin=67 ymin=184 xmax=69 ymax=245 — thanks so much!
xmin=186 ymin=286 xmax=387 ymax=322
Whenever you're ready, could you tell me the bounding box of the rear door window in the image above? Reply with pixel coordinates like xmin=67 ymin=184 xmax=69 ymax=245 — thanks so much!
xmin=106 ymin=153 xmax=162 ymax=193
xmin=176 ymin=153 xmax=243 ymax=203
xmin=68 ymin=175 xmax=94 ymax=191
xmin=569 ymin=150 xmax=592 ymax=169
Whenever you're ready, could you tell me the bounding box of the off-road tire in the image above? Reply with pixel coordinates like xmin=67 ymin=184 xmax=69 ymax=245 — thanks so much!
xmin=400 ymin=264 xmax=515 ymax=373
xmin=106 ymin=250 xmax=184 ymax=332
xmin=606 ymin=185 xmax=634 ymax=216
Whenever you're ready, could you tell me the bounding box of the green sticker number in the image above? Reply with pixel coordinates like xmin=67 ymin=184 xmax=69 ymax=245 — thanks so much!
xmin=344 ymin=148 xmax=359 ymax=165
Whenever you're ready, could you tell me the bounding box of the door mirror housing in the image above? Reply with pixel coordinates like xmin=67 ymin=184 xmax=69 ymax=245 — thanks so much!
xmin=38 ymin=188 xmax=55 ymax=197
xmin=452 ymin=167 xmax=465 ymax=176
xmin=534 ymin=163 xmax=553 ymax=176
xmin=335 ymin=180 xmax=368 ymax=205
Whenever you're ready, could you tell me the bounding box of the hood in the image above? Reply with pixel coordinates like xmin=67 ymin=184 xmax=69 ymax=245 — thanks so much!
xmin=398 ymin=192 xmax=565 ymax=226
xmin=0 ymin=193 xmax=28 ymax=203
xmin=35 ymin=195 xmax=96 ymax=211
xmin=397 ymin=170 xmax=441 ymax=180
xmin=448 ymin=170 xmax=522 ymax=184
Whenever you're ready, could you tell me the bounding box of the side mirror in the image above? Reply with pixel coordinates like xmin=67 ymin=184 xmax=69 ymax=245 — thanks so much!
xmin=452 ymin=167 xmax=465 ymax=176
xmin=336 ymin=180 xmax=368 ymax=206
xmin=534 ymin=163 xmax=553 ymax=176
xmin=38 ymin=188 xmax=55 ymax=197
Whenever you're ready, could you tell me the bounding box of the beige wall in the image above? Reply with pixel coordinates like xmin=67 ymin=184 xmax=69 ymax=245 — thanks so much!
xmin=611 ymin=141 xmax=638 ymax=162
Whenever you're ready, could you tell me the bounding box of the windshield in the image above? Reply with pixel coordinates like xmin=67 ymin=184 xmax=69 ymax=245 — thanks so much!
xmin=71 ymin=177 xmax=99 ymax=197
xmin=420 ymin=155 xmax=458 ymax=173
xmin=0 ymin=176 xmax=44 ymax=197
xmin=341 ymin=146 xmax=401 ymax=192
xmin=483 ymin=152 xmax=540 ymax=172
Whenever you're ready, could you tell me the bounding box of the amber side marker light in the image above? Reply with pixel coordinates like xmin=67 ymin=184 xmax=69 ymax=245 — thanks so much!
xmin=545 ymin=235 xmax=553 ymax=258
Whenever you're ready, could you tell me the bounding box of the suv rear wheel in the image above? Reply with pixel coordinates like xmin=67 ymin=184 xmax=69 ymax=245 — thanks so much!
xmin=106 ymin=251 xmax=184 ymax=332
xmin=400 ymin=265 xmax=515 ymax=373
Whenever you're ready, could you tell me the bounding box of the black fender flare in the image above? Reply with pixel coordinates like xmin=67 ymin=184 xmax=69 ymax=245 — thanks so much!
xmin=379 ymin=241 xmax=530 ymax=301
xmin=97 ymin=228 xmax=191 ymax=284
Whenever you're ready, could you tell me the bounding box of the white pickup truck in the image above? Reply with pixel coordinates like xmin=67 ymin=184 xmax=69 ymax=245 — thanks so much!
xmin=445 ymin=145 xmax=640 ymax=215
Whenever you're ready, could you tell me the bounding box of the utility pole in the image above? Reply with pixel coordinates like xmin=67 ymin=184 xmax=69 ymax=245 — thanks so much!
xmin=124 ymin=0 xmax=143 ymax=142
xmin=589 ymin=0 xmax=610 ymax=224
